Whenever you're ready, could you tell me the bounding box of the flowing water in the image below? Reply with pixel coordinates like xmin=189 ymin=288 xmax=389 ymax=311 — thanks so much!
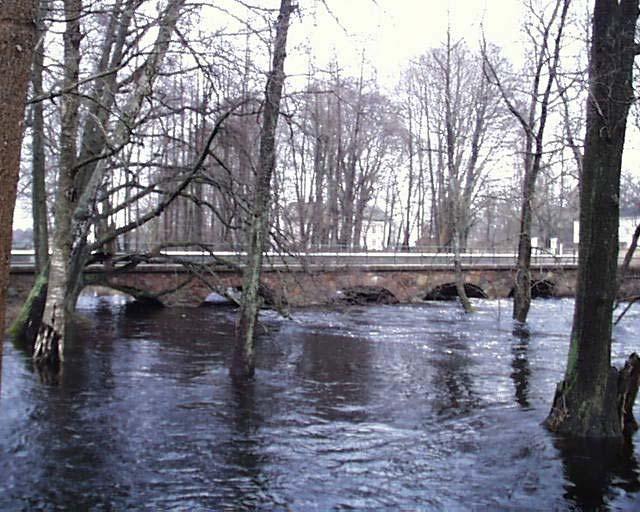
xmin=2 ymin=296 xmax=640 ymax=511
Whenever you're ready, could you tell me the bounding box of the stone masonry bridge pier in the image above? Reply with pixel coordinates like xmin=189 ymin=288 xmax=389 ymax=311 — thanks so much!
xmin=9 ymin=250 xmax=640 ymax=307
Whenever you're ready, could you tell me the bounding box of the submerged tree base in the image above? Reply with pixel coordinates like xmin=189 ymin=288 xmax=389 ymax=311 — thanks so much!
xmin=545 ymin=353 xmax=640 ymax=438
xmin=33 ymin=321 xmax=61 ymax=368
xmin=33 ymin=303 xmax=62 ymax=368
xmin=9 ymin=268 xmax=48 ymax=349
xmin=230 ymin=343 xmax=256 ymax=381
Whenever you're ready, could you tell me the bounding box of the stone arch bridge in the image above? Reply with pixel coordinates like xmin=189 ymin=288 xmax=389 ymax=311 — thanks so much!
xmin=9 ymin=253 xmax=640 ymax=307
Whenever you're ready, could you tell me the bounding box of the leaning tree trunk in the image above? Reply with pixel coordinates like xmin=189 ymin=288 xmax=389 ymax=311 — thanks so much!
xmin=0 ymin=0 xmax=38 ymax=388
xmin=545 ymin=0 xmax=639 ymax=438
xmin=232 ymin=0 xmax=293 ymax=379
xmin=33 ymin=0 xmax=82 ymax=366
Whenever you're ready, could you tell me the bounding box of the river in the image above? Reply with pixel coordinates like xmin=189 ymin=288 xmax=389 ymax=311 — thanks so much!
xmin=1 ymin=296 xmax=640 ymax=510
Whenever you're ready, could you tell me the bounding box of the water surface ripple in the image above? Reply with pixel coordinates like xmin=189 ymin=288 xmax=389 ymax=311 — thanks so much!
xmin=2 ymin=297 xmax=640 ymax=510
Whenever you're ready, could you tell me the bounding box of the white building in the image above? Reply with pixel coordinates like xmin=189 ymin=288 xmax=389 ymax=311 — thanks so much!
xmin=573 ymin=208 xmax=640 ymax=248
xmin=360 ymin=206 xmax=389 ymax=250
xmin=285 ymin=202 xmax=393 ymax=250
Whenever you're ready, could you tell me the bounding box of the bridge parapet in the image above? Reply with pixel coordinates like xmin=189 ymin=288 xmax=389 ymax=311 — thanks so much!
xmin=10 ymin=248 xmax=587 ymax=269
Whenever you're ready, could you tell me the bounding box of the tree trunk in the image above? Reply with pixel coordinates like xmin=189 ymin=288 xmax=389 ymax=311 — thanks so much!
xmin=482 ymin=0 xmax=569 ymax=324
xmin=513 ymin=173 xmax=534 ymax=323
xmin=512 ymin=0 xmax=569 ymax=324
xmin=618 ymin=353 xmax=640 ymax=435
xmin=403 ymin=101 xmax=414 ymax=250
xmin=34 ymin=0 xmax=184 ymax=366
xmin=453 ymin=230 xmax=473 ymax=313
xmin=9 ymin=267 xmax=48 ymax=348
xmin=0 ymin=0 xmax=38 ymax=390
xmin=33 ymin=0 xmax=82 ymax=366
xmin=31 ymin=0 xmax=50 ymax=273
xmin=545 ymin=0 xmax=639 ymax=438
xmin=232 ymin=0 xmax=293 ymax=380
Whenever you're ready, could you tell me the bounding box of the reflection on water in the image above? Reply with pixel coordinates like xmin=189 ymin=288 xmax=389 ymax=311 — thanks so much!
xmin=511 ymin=335 xmax=531 ymax=409
xmin=1 ymin=297 xmax=640 ymax=510
xmin=555 ymin=437 xmax=640 ymax=511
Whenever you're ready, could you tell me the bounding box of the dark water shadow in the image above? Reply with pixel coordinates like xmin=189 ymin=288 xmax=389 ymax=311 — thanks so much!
xmin=220 ymin=378 xmax=273 ymax=510
xmin=291 ymin=328 xmax=374 ymax=423
xmin=512 ymin=320 xmax=531 ymax=339
xmin=430 ymin=329 xmax=479 ymax=419
xmin=555 ymin=436 xmax=640 ymax=510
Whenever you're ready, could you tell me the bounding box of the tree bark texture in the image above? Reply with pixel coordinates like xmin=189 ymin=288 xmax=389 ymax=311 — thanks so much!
xmin=33 ymin=0 xmax=82 ymax=366
xmin=545 ymin=0 xmax=639 ymax=438
xmin=232 ymin=0 xmax=293 ymax=379
xmin=0 ymin=0 xmax=38 ymax=386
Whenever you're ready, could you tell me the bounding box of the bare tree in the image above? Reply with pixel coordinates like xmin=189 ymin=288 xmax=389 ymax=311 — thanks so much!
xmin=231 ymin=0 xmax=295 ymax=379
xmin=33 ymin=0 xmax=187 ymax=366
xmin=409 ymin=36 xmax=508 ymax=310
xmin=483 ymin=0 xmax=571 ymax=324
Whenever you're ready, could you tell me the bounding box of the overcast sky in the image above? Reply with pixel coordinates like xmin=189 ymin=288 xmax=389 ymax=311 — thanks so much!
xmin=15 ymin=0 xmax=640 ymax=231
xmin=291 ymin=0 xmax=528 ymax=82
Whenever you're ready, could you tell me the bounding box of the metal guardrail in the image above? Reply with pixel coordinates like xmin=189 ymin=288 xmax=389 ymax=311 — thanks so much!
xmin=8 ymin=248 xmax=588 ymax=269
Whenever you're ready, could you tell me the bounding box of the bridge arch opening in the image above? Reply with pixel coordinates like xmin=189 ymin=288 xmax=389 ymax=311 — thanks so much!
xmin=78 ymin=285 xmax=164 ymax=313
xmin=225 ymin=284 xmax=287 ymax=309
xmin=508 ymin=279 xmax=556 ymax=299
xmin=335 ymin=286 xmax=399 ymax=305
xmin=423 ymin=283 xmax=488 ymax=301
xmin=200 ymin=291 xmax=238 ymax=308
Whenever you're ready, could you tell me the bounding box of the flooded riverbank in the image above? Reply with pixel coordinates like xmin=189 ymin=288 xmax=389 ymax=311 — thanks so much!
xmin=2 ymin=297 xmax=640 ymax=510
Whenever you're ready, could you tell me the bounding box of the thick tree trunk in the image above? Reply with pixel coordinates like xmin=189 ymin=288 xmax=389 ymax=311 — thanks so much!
xmin=0 ymin=1 xmax=38 ymax=390
xmin=33 ymin=187 xmax=76 ymax=365
xmin=232 ymin=0 xmax=293 ymax=379
xmin=545 ymin=0 xmax=639 ymax=438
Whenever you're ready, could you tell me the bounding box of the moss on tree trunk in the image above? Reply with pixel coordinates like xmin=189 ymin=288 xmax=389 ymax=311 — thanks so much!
xmin=9 ymin=268 xmax=48 ymax=349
